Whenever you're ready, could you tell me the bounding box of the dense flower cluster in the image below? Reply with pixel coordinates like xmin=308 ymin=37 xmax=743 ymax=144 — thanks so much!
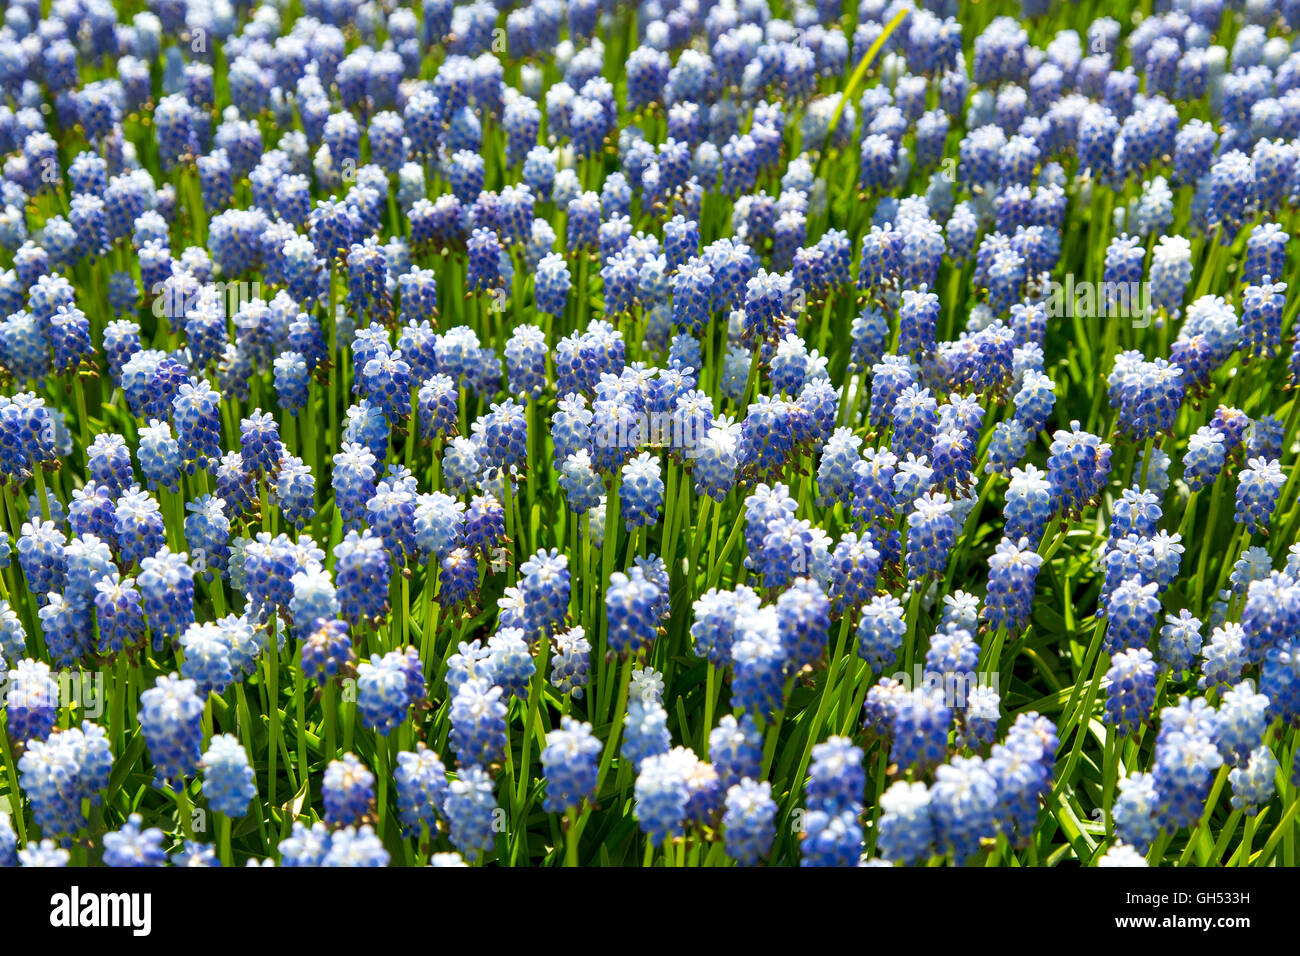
xmin=0 ymin=0 xmax=1293 ymax=870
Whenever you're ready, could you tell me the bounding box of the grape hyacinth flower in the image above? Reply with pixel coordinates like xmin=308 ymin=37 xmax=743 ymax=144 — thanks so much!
xmin=983 ymin=537 xmax=1042 ymax=634
xmin=449 ymin=679 xmax=508 ymax=768
xmin=606 ymin=568 xmax=661 ymax=656
xmin=1104 ymin=648 xmax=1158 ymax=736
xmin=17 ymin=722 xmax=111 ymax=840
xmin=102 ymin=814 xmax=167 ymax=868
xmin=138 ymin=674 xmax=204 ymax=789
xmin=394 ymin=744 xmax=448 ymax=837
xmin=200 ymin=734 xmax=257 ymax=818
xmin=444 ymin=766 xmax=498 ymax=862
xmin=323 ymin=753 xmax=375 ymax=827
xmin=723 ymin=779 xmax=777 ymax=866
xmin=905 ymin=492 xmax=955 ymax=583
xmin=541 ymin=717 xmax=602 ymax=814
xmin=1235 ymin=458 xmax=1284 ymax=535
xmin=877 ymin=781 xmax=935 ymax=865
xmin=356 ymin=647 xmax=425 ymax=736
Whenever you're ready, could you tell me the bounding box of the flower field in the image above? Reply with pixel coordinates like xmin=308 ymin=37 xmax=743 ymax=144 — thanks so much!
xmin=0 ymin=0 xmax=1297 ymax=869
